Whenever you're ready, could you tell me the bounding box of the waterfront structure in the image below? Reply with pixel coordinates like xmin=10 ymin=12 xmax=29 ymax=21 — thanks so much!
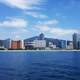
xmin=24 ymin=33 xmax=68 ymax=50
xmin=4 ymin=39 xmax=11 ymax=49
xmin=24 ymin=41 xmax=35 ymax=50
xmin=73 ymin=33 xmax=80 ymax=49
xmin=0 ymin=39 xmax=11 ymax=49
xmin=1 ymin=33 xmax=80 ymax=50
xmin=0 ymin=40 xmax=4 ymax=48
xmin=58 ymin=40 xmax=67 ymax=49
xmin=24 ymin=33 xmax=46 ymax=49
xmin=67 ymin=41 xmax=73 ymax=49
xmin=24 ymin=39 xmax=46 ymax=50
xmin=49 ymin=42 xmax=56 ymax=49
xmin=11 ymin=40 xmax=22 ymax=49
xmin=21 ymin=40 xmax=25 ymax=49
xmin=45 ymin=38 xmax=60 ymax=48
xmin=78 ymin=41 xmax=80 ymax=49
xmin=33 ymin=40 xmax=46 ymax=49
xmin=45 ymin=38 xmax=67 ymax=49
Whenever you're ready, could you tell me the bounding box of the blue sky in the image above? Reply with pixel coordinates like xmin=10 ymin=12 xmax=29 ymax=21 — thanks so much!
xmin=0 ymin=0 xmax=80 ymax=40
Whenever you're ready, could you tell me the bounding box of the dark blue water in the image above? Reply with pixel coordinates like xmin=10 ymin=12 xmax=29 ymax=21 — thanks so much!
xmin=0 ymin=51 xmax=80 ymax=80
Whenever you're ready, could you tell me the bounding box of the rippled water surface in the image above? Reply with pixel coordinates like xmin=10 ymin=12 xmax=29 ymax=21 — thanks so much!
xmin=0 ymin=51 xmax=80 ymax=80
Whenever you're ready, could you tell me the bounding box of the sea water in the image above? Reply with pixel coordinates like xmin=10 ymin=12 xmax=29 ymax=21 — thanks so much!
xmin=0 ymin=51 xmax=80 ymax=80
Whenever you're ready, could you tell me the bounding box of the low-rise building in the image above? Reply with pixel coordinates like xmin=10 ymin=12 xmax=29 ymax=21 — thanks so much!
xmin=49 ymin=42 xmax=56 ymax=49
xmin=4 ymin=39 xmax=11 ymax=49
xmin=24 ymin=41 xmax=35 ymax=50
xmin=33 ymin=40 xmax=46 ymax=49
xmin=67 ymin=42 xmax=73 ymax=49
xmin=11 ymin=40 xmax=22 ymax=49
xmin=0 ymin=40 xmax=4 ymax=48
xmin=0 ymin=39 xmax=11 ymax=49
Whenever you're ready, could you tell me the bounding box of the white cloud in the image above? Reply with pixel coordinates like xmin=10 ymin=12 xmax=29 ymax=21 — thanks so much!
xmin=0 ymin=17 xmax=30 ymax=39
xmin=10 ymin=28 xmax=30 ymax=40
xmin=0 ymin=0 xmax=47 ymax=19
xmin=0 ymin=0 xmax=45 ymax=10
xmin=48 ymin=28 xmax=78 ymax=40
xmin=35 ymin=25 xmax=77 ymax=36
xmin=0 ymin=0 xmax=47 ymax=20
xmin=34 ymin=20 xmax=78 ymax=40
xmin=38 ymin=26 xmax=78 ymax=40
xmin=49 ymin=28 xmax=78 ymax=36
xmin=25 ymin=12 xmax=48 ymax=19
xmin=38 ymin=20 xmax=59 ymax=25
xmin=34 ymin=19 xmax=59 ymax=32
xmin=35 ymin=19 xmax=58 ymax=32
xmin=0 ymin=18 xmax=28 ymax=28
xmin=44 ymin=20 xmax=58 ymax=25
xmin=35 ymin=25 xmax=50 ymax=32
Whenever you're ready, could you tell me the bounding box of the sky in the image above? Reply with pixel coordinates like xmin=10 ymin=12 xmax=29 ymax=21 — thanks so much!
xmin=0 ymin=0 xmax=80 ymax=40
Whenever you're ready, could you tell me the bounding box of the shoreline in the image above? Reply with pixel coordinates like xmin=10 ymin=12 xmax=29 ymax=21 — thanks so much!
xmin=0 ymin=50 xmax=80 ymax=52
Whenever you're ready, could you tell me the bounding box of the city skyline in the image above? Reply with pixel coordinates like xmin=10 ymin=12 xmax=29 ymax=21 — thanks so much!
xmin=0 ymin=0 xmax=80 ymax=40
xmin=0 ymin=33 xmax=73 ymax=50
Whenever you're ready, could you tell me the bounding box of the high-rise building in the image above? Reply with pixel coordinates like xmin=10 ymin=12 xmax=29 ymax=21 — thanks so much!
xmin=11 ymin=40 xmax=22 ymax=49
xmin=58 ymin=40 xmax=67 ymax=49
xmin=78 ymin=41 xmax=80 ymax=49
xmin=73 ymin=33 xmax=80 ymax=49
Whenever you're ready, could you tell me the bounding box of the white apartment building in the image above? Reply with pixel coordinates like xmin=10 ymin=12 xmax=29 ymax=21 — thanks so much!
xmin=33 ymin=40 xmax=46 ymax=48
xmin=67 ymin=42 xmax=73 ymax=49
xmin=49 ymin=42 xmax=56 ymax=49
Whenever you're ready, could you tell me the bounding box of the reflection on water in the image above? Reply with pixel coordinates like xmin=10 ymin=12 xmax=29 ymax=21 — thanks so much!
xmin=0 ymin=51 xmax=80 ymax=80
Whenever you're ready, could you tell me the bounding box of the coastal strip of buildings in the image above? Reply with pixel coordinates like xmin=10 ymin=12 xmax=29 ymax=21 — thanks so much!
xmin=0 ymin=33 xmax=80 ymax=50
